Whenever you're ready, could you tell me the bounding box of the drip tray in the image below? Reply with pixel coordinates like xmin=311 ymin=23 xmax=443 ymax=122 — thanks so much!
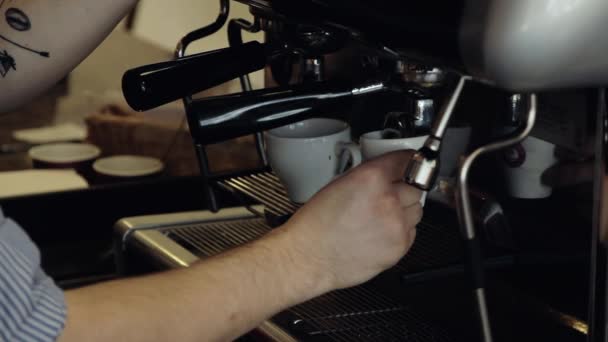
xmin=279 ymin=285 xmax=453 ymax=341
xmin=115 ymin=206 xmax=457 ymax=341
xmin=164 ymin=217 xmax=271 ymax=257
xmin=217 ymin=172 xmax=300 ymax=218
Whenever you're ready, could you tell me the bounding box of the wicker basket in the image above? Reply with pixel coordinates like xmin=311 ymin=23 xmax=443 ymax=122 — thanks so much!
xmin=85 ymin=103 xmax=261 ymax=177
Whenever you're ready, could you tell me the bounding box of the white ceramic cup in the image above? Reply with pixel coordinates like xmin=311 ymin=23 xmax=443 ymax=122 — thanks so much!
xmin=500 ymin=136 xmax=558 ymax=198
xmin=344 ymin=131 xmax=428 ymax=161
xmin=339 ymin=131 xmax=429 ymax=204
xmin=265 ymin=118 xmax=355 ymax=203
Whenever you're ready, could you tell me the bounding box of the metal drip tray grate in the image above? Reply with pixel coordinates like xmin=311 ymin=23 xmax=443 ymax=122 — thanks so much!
xmin=161 ymin=217 xmax=272 ymax=258
xmin=156 ymin=217 xmax=454 ymax=341
xmin=284 ymin=285 xmax=453 ymax=341
xmin=218 ymin=172 xmax=300 ymax=217
xmin=395 ymin=220 xmax=462 ymax=275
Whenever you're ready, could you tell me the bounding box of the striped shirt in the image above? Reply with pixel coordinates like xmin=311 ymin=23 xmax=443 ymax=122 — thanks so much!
xmin=0 ymin=208 xmax=66 ymax=341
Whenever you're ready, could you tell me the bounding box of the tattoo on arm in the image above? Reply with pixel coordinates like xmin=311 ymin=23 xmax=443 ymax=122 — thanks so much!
xmin=0 ymin=2 xmax=49 ymax=77
xmin=0 ymin=34 xmax=49 ymax=57
xmin=5 ymin=8 xmax=29 ymax=31
xmin=0 ymin=49 xmax=16 ymax=77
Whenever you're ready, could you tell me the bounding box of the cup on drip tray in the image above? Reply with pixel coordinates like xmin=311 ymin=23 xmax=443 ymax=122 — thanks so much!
xmin=265 ymin=118 xmax=355 ymax=204
xmin=500 ymin=136 xmax=558 ymax=199
xmin=266 ymin=119 xmax=434 ymax=205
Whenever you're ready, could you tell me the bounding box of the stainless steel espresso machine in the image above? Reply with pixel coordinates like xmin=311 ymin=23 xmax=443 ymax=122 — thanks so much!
xmin=117 ymin=1 xmax=608 ymax=341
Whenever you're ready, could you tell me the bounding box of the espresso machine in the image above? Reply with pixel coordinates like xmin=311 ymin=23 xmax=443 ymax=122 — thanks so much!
xmin=117 ymin=1 xmax=608 ymax=341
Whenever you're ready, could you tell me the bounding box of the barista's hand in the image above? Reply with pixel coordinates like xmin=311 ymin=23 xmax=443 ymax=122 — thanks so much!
xmin=279 ymin=151 xmax=423 ymax=293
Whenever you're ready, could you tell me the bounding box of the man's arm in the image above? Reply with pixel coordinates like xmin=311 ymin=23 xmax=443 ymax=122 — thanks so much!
xmin=60 ymin=228 xmax=328 ymax=342
xmin=0 ymin=0 xmax=137 ymax=112
xmin=59 ymin=151 xmax=423 ymax=342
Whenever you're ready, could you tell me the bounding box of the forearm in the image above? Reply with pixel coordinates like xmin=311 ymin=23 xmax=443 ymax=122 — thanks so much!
xmin=0 ymin=0 xmax=137 ymax=112
xmin=58 ymin=150 xmax=423 ymax=341
xmin=59 ymin=226 xmax=329 ymax=342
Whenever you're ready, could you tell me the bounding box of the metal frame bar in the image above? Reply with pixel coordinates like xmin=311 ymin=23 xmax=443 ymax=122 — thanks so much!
xmin=227 ymin=16 xmax=269 ymax=166
xmin=175 ymin=0 xmax=230 ymax=59
xmin=175 ymin=1 xmax=277 ymax=212
xmin=588 ymin=88 xmax=608 ymax=342
xmin=456 ymin=94 xmax=538 ymax=342
xmin=175 ymin=0 xmax=230 ymax=212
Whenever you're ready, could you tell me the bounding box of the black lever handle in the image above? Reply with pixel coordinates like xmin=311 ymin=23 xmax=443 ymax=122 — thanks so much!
xmin=122 ymin=41 xmax=268 ymax=111
xmin=188 ymin=82 xmax=389 ymax=145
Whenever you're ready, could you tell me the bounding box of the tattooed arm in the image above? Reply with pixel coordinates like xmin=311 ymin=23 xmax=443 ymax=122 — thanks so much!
xmin=0 ymin=0 xmax=138 ymax=112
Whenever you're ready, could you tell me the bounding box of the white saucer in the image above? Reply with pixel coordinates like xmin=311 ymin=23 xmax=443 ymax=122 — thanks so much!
xmin=93 ymin=155 xmax=164 ymax=177
xmin=14 ymin=123 xmax=87 ymax=144
xmin=28 ymin=143 xmax=101 ymax=164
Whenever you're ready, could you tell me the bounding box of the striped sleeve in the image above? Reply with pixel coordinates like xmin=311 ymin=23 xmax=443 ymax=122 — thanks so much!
xmin=0 ymin=212 xmax=67 ymax=342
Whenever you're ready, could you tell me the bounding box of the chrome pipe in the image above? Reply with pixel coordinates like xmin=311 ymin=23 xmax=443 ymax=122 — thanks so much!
xmin=455 ymin=94 xmax=537 ymax=342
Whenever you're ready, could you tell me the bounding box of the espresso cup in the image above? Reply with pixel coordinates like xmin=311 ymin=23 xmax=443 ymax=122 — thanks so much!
xmin=339 ymin=131 xmax=429 ymax=204
xmin=500 ymin=136 xmax=557 ymax=198
xmin=345 ymin=131 xmax=428 ymax=161
xmin=265 ymin=118 xmax=354 ymax=203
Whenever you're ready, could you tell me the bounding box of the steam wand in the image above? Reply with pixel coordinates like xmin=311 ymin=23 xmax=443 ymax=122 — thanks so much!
xmin=455 ymin=94 xmax=536 ymax=342
xmin=404 ymin=75 xmax=471 ymax=190
xmin=404 ymin=70 xmax=538 ymax=341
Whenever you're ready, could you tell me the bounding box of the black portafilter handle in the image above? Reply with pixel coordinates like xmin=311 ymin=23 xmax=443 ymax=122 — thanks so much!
xmin=188 ymin=81 xmax=390 ymax=145
xmin=122 ymin=41 xmax=269 ymax=111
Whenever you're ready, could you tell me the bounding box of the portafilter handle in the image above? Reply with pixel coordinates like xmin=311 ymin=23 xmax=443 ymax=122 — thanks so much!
xmin=404 ymin=75 xmax=471 ymax=190
xmin=188 ymin=82 xmax=389 ymax=145
xmin=122 ymin=41 xmax=269 ymax=112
